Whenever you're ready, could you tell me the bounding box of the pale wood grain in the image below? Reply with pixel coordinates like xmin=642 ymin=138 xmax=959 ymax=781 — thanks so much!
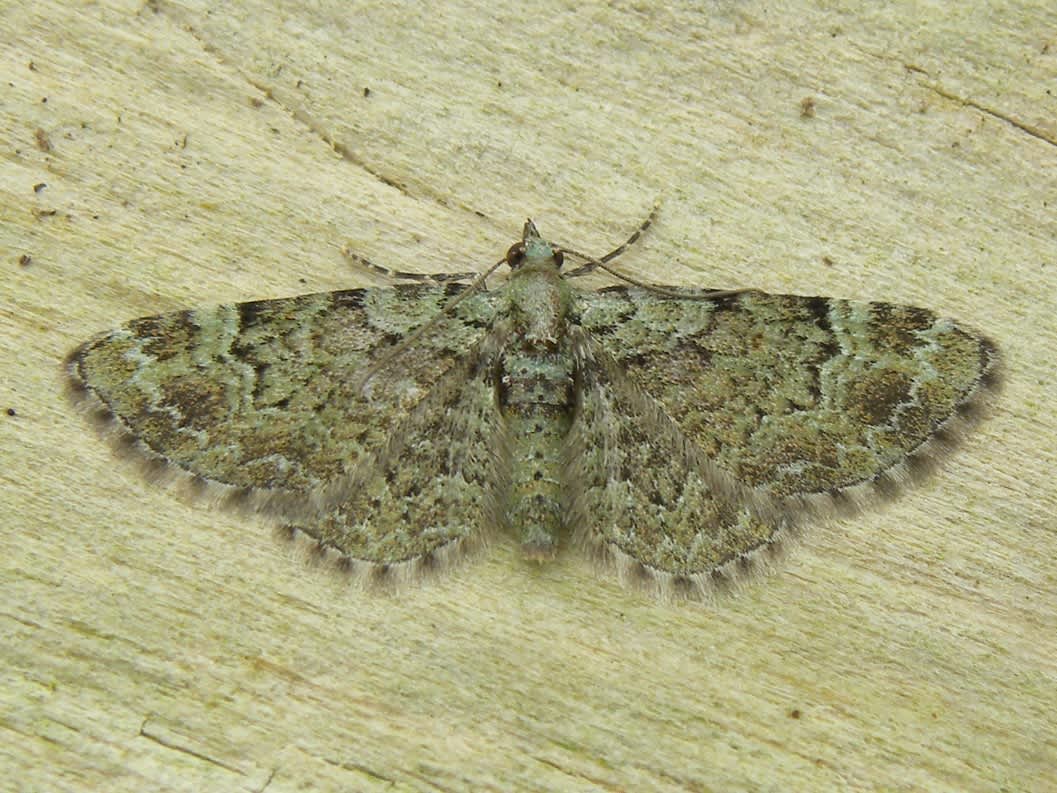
xmin=3 ymin=1 xmax=1055 ymax=791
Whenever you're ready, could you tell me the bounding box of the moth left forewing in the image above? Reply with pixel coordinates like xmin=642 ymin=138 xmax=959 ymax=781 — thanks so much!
xmin=65 ymin=285 xmax=503 ymax=523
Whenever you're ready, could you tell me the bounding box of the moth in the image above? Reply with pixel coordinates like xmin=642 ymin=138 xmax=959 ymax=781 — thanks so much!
xmin=67 ymin=216 xmax=1000 ymax=597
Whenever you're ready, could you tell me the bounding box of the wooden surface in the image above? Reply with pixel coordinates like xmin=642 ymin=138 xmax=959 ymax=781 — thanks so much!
xmin=3 ymin=1 xmax=1055 ymax=791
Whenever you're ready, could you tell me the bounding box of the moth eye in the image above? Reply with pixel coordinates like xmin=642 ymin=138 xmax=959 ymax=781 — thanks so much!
xmin=506 ymin=243 xmax=525 ymax=268
xmin=553 ymin=250 xmax=564 ymax=268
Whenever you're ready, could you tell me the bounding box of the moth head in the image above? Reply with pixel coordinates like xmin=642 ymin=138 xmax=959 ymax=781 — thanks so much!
xmin=506 ymin=219 xmax=565 ymax=270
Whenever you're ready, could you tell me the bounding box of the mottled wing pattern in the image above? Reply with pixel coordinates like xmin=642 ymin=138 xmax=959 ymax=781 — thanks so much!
xmin=566 ymin=330 xmax=786 ymax=594
xmin=285 ymin=337 xmax=508 ymax=581
xmin=66 ymin=284 xmax=502 ymax=519
xmin=576 ymin=287 xmax=1000 ymax=511
xmin=66 ymin=224 xmax=1002 ymax=596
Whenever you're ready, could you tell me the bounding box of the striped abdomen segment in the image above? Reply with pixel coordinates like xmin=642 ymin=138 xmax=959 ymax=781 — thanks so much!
xmin=499 ymin=345 xmax=575 ymax=559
